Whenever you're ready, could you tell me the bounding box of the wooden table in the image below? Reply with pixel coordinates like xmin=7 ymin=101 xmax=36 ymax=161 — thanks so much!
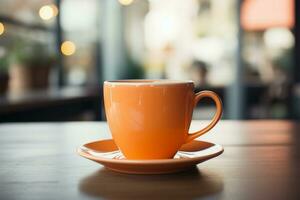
xmin=0 ymin=121 xmax=299 ymax=200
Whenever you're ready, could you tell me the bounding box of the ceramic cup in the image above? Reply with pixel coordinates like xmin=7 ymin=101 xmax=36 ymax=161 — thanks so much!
xmin=104 ymin=80 xmax=223 ymax=159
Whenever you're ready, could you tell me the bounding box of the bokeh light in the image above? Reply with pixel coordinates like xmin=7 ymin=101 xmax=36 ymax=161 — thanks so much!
xmin=118 ymin=0 xmax=134 ymax=6
xmin=39 ymin=4 xmax=58 ymax=20
xmin=61 ymin=41 xmax=76 ymax=56
xmin=263 ymin=28 xmax=294 ymax=49
xmin=0 ymin=23 xmax=4 ymax=35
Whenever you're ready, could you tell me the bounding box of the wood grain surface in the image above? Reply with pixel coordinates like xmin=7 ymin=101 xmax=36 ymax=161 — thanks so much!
xmin=0 ymin=120 xmax=299 ymax=200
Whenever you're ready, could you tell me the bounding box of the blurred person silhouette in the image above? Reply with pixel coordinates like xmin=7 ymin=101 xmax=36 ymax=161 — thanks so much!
xmin=263 ymin=58 xmax=292 ymax=118
xmin=190 ymin=60 xmax=209 ymax=88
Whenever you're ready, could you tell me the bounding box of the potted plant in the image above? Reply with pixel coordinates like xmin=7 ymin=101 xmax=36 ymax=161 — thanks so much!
xmin=9 ymin=38 xmax=56 ymax=93
xmin=0 ymin=50 xmax=9 ymax=95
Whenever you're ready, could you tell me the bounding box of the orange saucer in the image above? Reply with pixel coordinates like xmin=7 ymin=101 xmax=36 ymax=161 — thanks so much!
xmin=77 ymin=139 xmax=223 ymax=174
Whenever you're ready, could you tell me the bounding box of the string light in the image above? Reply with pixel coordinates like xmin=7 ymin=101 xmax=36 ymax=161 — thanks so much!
xmin=39 ymin=4 xmax=58 ymax=20
xmin=61 ymin=41 xmax=76 ymax=56
xmin=0 ymin=23 xmax=5 ymax=35
xmin=118 ymin=0 xmax=134 ymax=6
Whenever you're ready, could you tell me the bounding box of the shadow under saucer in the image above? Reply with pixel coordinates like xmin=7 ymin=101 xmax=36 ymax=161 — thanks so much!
xmin=79 ymin=167 xmax=223 ymax=200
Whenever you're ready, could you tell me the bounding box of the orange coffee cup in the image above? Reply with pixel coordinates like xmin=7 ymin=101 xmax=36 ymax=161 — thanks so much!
xmin=104 ymin=80 xmax=222 ymax=159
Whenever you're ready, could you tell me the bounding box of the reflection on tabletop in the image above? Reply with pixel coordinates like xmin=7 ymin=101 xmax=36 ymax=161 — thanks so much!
xmin=79 ymin=167 xmax=223 ymax=200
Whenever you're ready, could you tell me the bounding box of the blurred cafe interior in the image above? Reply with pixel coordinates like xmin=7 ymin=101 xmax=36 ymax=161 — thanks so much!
xmin=0 ymin=0 xmax=299 ymax=122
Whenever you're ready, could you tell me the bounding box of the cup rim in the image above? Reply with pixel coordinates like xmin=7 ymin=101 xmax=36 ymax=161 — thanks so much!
xmin=104 ymin=79 xmax=194 ymax=86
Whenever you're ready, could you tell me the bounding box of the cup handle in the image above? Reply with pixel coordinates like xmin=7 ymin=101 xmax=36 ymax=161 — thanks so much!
xmin=185 ymin=90 xmax=223 ymax=143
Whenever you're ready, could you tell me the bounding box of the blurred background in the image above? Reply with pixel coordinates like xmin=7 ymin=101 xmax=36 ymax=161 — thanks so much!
xmin=0 ymin=0 xmax=299 ymax=122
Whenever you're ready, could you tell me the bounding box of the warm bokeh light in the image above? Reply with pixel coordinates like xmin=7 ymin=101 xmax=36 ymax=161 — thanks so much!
xmin=0 ymin=23 xmax=4 ymax=35
xmin=51 ymin=4 xmax=59 ymax=16
xmin=39 ymin=4 xmax=58 ymax=20
xmin=118 ymin=0 xmax=134 ymax=6
xmin=61 ymin=41 xmax=76 ymax=56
